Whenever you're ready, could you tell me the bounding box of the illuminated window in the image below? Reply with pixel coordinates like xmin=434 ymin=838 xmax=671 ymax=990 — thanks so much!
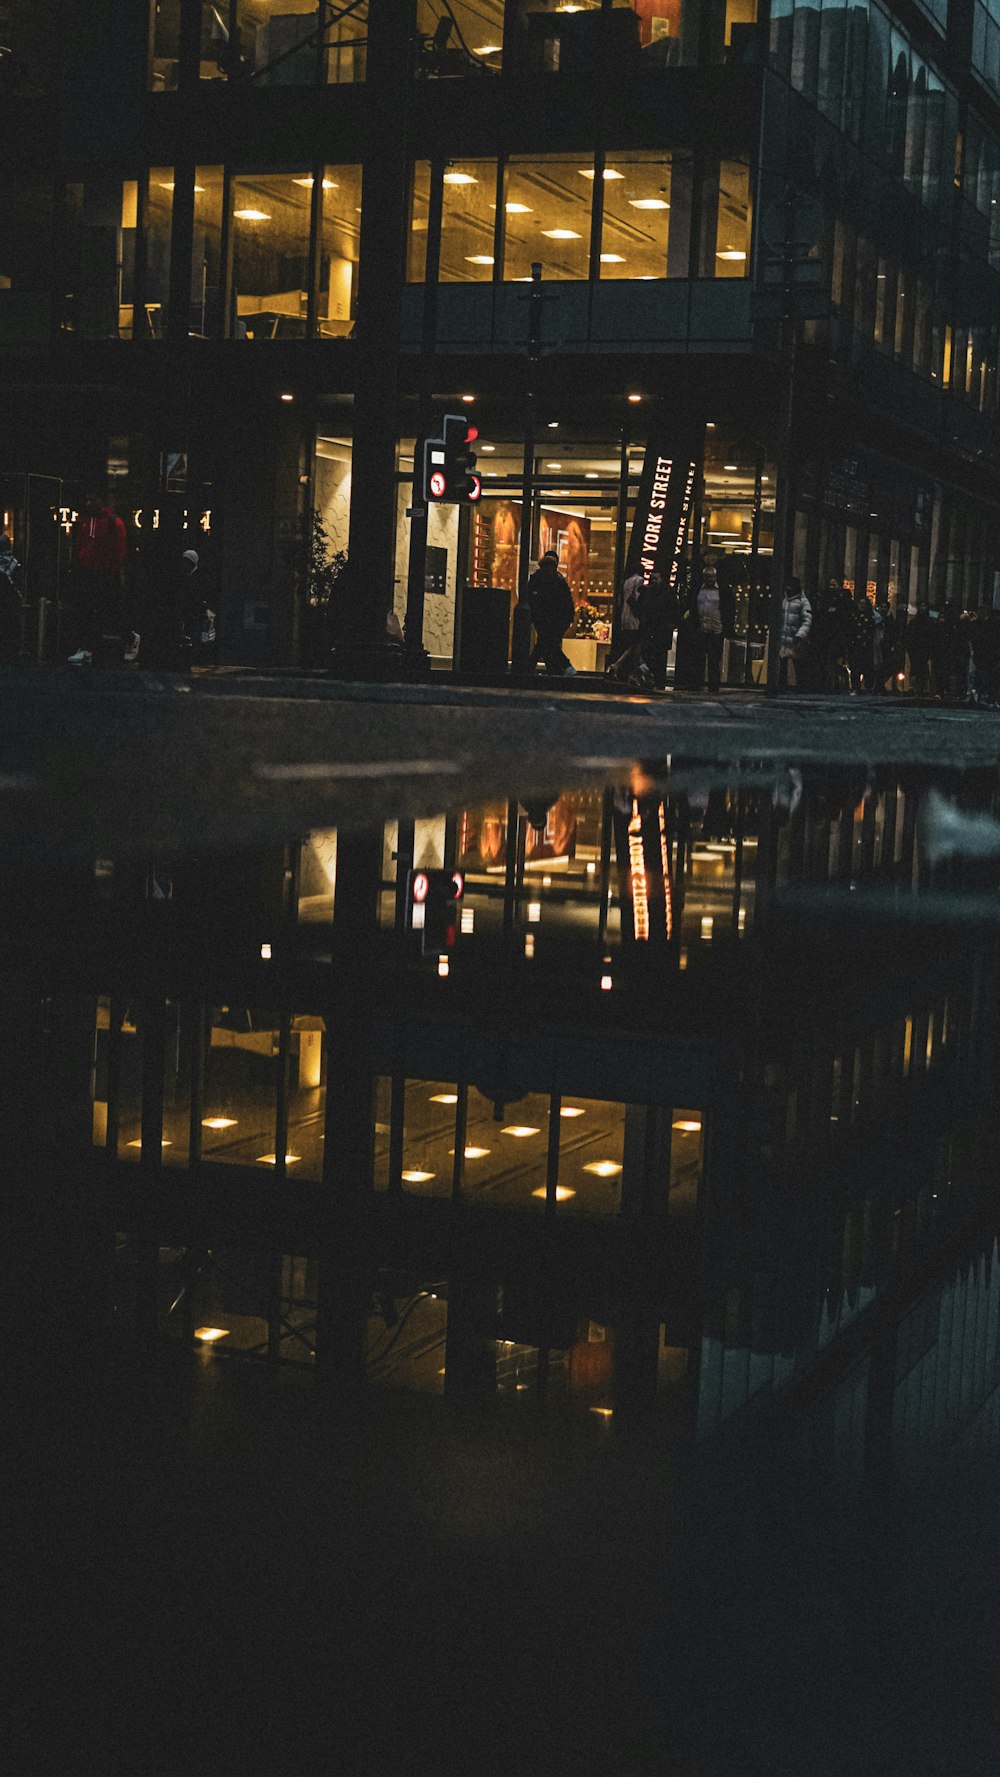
xmin=598 ymin=152 xmax=686 ymax=280
xmin=515 ymin=1 xmax=694 ymax=71
xmin=318 ymin=166 xmax=362 ymax=335
xmin=230 ymin=174 xmax=311 ymax=339
xmin=503 ymin=155 xmax=593 ymax=281
xmin=417 ymin=0 xmax=504 ymax=71
xmin=440 ymin=161 xmax=499 ymax=282
xmin=150 ymin=0 xmax=183 ymax=89
xmin=201 ymin=1007 xmax=280 ymax=1163
xmin=407 ymin=162 xmax=431 ymax=283
xmin=713 ymin=160 xmax=751 ymax=278
xmin=191 ymin=167 xmax=224 ymax=336
xmin=61 ymin=176 xmax=138 ymax=340
xmin=143 ymin=170 xmax=173 ymax=339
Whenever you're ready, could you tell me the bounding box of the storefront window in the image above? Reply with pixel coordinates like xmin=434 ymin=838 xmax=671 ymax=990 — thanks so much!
xmin=503 ymin=155 xmax=593 ymax=281
xmin=150 ymin=0 xmax=183 ymax=89
xmin=0 ymin=178 xmax=53 ymax=346
xmin=398 ymin=1078 xmax=460 ymax=1198
xmin=440 ymin=160 xmax=499 ymax=281
xmin=231 ymin=173 xmax=311 ymax=339
xmin=191 ymin=167 xmax=224 ymax=336
xmin=143 ymin=170 xmax=173 ymax=339
xmin=416 ymin=1 xmax=504 ymax=71
xmin=201 ymin=1007 xmax=280 ymax=1164
xmin=598 ymin=152 xmax=679 ymax=280
xmin=317 ymin=166 xmax=362 ymax=333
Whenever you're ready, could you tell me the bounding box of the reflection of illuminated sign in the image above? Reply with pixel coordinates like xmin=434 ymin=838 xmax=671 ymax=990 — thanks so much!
xmin=627 ymin=801 xmax=649 ymax=941
xmin=617 ymin=797 xmax=673 ymax=944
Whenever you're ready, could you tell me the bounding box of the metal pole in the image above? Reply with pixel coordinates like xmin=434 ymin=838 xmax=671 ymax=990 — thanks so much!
xmin=766 ymin=184 xmax=799 ymax=693
xmin=511 ymin=264 xmax=543 ymax=671
xmin=403 ymin=155 xmax=445 ymax=671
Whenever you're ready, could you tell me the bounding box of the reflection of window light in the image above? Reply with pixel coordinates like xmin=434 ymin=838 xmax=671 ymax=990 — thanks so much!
xmin=438 ymin=955 xmax=450 ymax=978
xmin=524 ymin=932 xmax=535 ymax=957
xmin=700 ymin=916 xmax=714 ymax=940
xmin=460 ymin=907 xmax=475 ymax=933
xmin=531 ymin=1185 xmax=576 ymax=1200
xmin=584 ymin=1161 xmax=622 ymax=1177
xmin=402 ymin=1169 xmax=435 ymax=1183
xmin=542 ymin=229 xmax=582 ymax=240
xmin=589 ymin=1405 xmax=614 ymax=1418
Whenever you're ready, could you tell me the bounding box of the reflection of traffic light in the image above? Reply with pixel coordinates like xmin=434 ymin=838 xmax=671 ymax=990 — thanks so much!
xmin=424 ymin=416 xmax=481 ymax=505
xmin=407 ymin=868 xmax=465 ymax=955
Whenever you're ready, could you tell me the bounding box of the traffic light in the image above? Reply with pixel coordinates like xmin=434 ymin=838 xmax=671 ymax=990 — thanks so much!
xmin=407 ymin=867 xmax=465 ymax=955
xmin=423 ymin=415 xmax=481 ymax=505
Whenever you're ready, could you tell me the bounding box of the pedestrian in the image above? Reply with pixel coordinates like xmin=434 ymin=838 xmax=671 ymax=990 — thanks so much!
xmin=813 ymin=577 xmax=854 ymax=691
xmin=0 ymin=534 xmax=22 ymax=661
xmin=640 ymin=570 xmax=679 ymax=688
xmin=141 ymin=539 xmax=198 ymax=670
xmin=906 ymin=604 xmax=933 ymax=696
xmin=849 ymin=587 xmax=875 ymax=692
xmin=527 ymin=549 xmax=576 ymax=676
xmin=695 ymin=563 xmax=724 ymax=693
xmin=66 ymin=491 xmax=128 ymax=663
xmin=873 ymin=594 xmax=899 ymax=691
xmin=777 ymin=575 xmax=812 ymax=689
xmin=607 ymin=566 xmax=649 ymax=685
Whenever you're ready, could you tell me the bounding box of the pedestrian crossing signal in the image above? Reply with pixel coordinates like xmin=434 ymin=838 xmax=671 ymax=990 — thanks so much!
xmin=423 ymin=415 xmax=480 ymax=504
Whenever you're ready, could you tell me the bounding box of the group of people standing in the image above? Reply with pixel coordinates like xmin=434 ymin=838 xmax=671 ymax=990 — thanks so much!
xmin=64 ymin=492 xmax=215 ymax=669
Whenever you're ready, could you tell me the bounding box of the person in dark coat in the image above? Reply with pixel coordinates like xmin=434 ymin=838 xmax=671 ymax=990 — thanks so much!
xmin=640 ymin=571 xmax=679 ymax=688
xmin=906 ymin=605 xmax=933 ymax=695
xmin=527 ymin=550 xmax=576 ymax=676
xmin=849 ymin=588 xmax=875 ymax=692
xmin=813 ymin=578 xmax=855 ymax=691
xmin=66 ymin=491 xmax=128 ymax=662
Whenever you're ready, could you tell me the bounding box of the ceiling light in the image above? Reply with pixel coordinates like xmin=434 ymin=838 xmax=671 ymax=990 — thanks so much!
xmin=444 ymin=171 xmax=478 ymax=185
xmin=194 ymin=1327 xmax=229 ymax=1343
xmin=474 ymin=44 xmax=502 ymax=54
xmin=548 ymin=421 xmax=559 ymax=428
xmin=584 ymin=1160 xmax=622 ymax=1177
xmin=461 ymin=393 xmax=475 ymax=402
xmin=585 ymin=471 xmax=598 ymax=479
xmin=629 ymin=198 xmax=670 ymax=210
xmin=233 ymin=208 xmax=271 ymax=220
xmin=560 ymin=1106 xmax=585 ymax=1118
xmin=627 ymin=393 xmax=642 ymax=403
xmin=127 ymin=1138 xmax=171 ymax=1148
xmin=579 ymin=168 xmax=624 ymax=180
xmin=717 ymin=249 xmax=747 ymax=260
xmin=542 ymin=229 xmax=582 ymax=240
xmin=465 ymin=255 xmax=495 ymax=265
xmin=590 ymin=1405 xmax=613 ymax=1418
xmin=724 ymin=463 xmax=738 ymax=470
xmin=401 ymin=1169 xmax=435 ymax=1183
xmin=159 ymin=182 xmax=206 ymax=193
xmin=546 ymin=461 xmax=562 ymax=468
xmin=600 ymin=253 xmax=626 ymax=263
xmin=480 ymin=444 xmax=495 ymax=451
xmin=600 ymin=974 xmax=613 ymax=990
xmin=505 ymin=202 xmax=532 ymax=214
xmin=430 ymin=1092 xmax=458 ymax=1104
xmin=292 ymin=177 xmax=337 ymax=189
xmin=672 ymin=1119 xmax=702 ymax=1133
xmin=502 ymin=1126 xmax=540 ymax=1138
xmin=257 ymin=1153 xmax=301 ymax=1165
xmin=458 ymin=1146 xmax=490 ymax=1159
xmin=531 ymin=1185 xmax=576 ymax=1200
xmin=202 ymin=1117 xmax=237 ymax=1130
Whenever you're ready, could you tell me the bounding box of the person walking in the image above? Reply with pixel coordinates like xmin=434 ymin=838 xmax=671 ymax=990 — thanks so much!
xmin=814 ymin=577 xmax=855 ymax=691
xmin=640 ymin=570 xmax=679 ymax=688
xmin=527 ymin=549 xmax=576 ymax=676
xmin=695 ymin=563 xmax=724 ymax=693
xmin=66 ymin=491 xmax=128 ymax=663
xmin=777 ymin=576 xmax=812 ymax=689
xmin=849 ymin=586 xmax=876 ymax=692
xmin=608 ymin=566 xmax=649 ymax=685
xmin=906 ymin=604 xmax=933 ymax=696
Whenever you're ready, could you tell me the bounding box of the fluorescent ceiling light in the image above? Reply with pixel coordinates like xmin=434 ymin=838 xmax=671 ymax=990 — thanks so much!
xmin=579 ymin=168 xmax=624 ymax=180
xmin=202 ymin=1117 xmax=237 ymax=1130
xmin=542 ymin=229 xmax=581 ymax=240
xmin=194 ymin=1327 xmax=229 ymax=1343
xmin=292 ymin=177 xmax=338 ymax=189
xmin=502 ymin=1126 xmax=540 ymax=1138
xmin=257 ymin=1153 xmax=301 ymax=1165
xmin=474 ymin=44 xmax=502 ymax=54
xmin=402 ymin=1169 xmax=435 ymax=1183
xmin=430 ymin=1092 xmax=458 ymax=1104
xmin=583 ymin=1160 xmax=622 ymax=1177
xmin=560 ymin=1106 xmax=585 ymax=1118
xmin=717 ymin=249 xmax=747 ymax=260
xmin=600 ymin=253 xmax=626 ymax=263
xmin=504 ymin=202 xmax=532 ymax=214
xmin=465 ymin=255 xmax=495 ymax=265
xmin=629 ymin=198 xmax=670 ymax=210
xmin=127 ymin=1138 xmax=171 ymax=1148
xmin=672 ymin=1119 xmax=702 ymax=1132
xmin=233 ymin=208 xmax=270 ymax=221
xmin=444 ymin=172 xmax=478 ymax=185
xmin=531 ymin=1185 xmax=576 ymax=1200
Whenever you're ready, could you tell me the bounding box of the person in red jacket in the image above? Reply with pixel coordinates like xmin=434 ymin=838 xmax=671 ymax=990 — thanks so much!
xmin=67 ymin=492 xmax=128 ymax=662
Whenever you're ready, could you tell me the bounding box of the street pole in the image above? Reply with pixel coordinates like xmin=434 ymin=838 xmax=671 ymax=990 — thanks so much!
xmin=511 ymin=263 xmax=543 ymax=675
xmin=403 ymin=155 xmax=445 ymax=675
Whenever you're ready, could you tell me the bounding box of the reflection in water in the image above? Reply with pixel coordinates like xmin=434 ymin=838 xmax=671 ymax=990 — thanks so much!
xmin=5 ymin=760 xmax=999 ymax=1479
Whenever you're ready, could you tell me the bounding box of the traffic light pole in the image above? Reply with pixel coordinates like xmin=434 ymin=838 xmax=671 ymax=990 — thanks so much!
xmin=403 ymin=154 xmax=445 ymax=674
xmin=766 ymin=185 xmax=803 ymax=694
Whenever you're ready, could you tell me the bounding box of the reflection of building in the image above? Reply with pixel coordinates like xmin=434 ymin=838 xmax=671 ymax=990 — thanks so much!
xmin=9 ymin=765 xmax=1000 ymax=1467
xmin=3 ymin=1 xmax=1000 ymax=668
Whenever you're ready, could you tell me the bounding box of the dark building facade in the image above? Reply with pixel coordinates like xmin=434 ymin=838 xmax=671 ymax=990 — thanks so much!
xmin=4 ymin=0 xmax=1000 ymax=670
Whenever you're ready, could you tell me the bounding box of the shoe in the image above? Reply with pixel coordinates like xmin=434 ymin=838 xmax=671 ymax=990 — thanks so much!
xmin=67 ymin=649 xmax=92 ymax=663
xmin=562 ymin=663 xmax=577 ymax=676
xmin=123 ymin=632 xmax=140 ymax=664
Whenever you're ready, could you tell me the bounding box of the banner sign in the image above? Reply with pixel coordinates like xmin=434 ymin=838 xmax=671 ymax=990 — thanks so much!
xmin=625 ymin=414 xmax=704 ymax=588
